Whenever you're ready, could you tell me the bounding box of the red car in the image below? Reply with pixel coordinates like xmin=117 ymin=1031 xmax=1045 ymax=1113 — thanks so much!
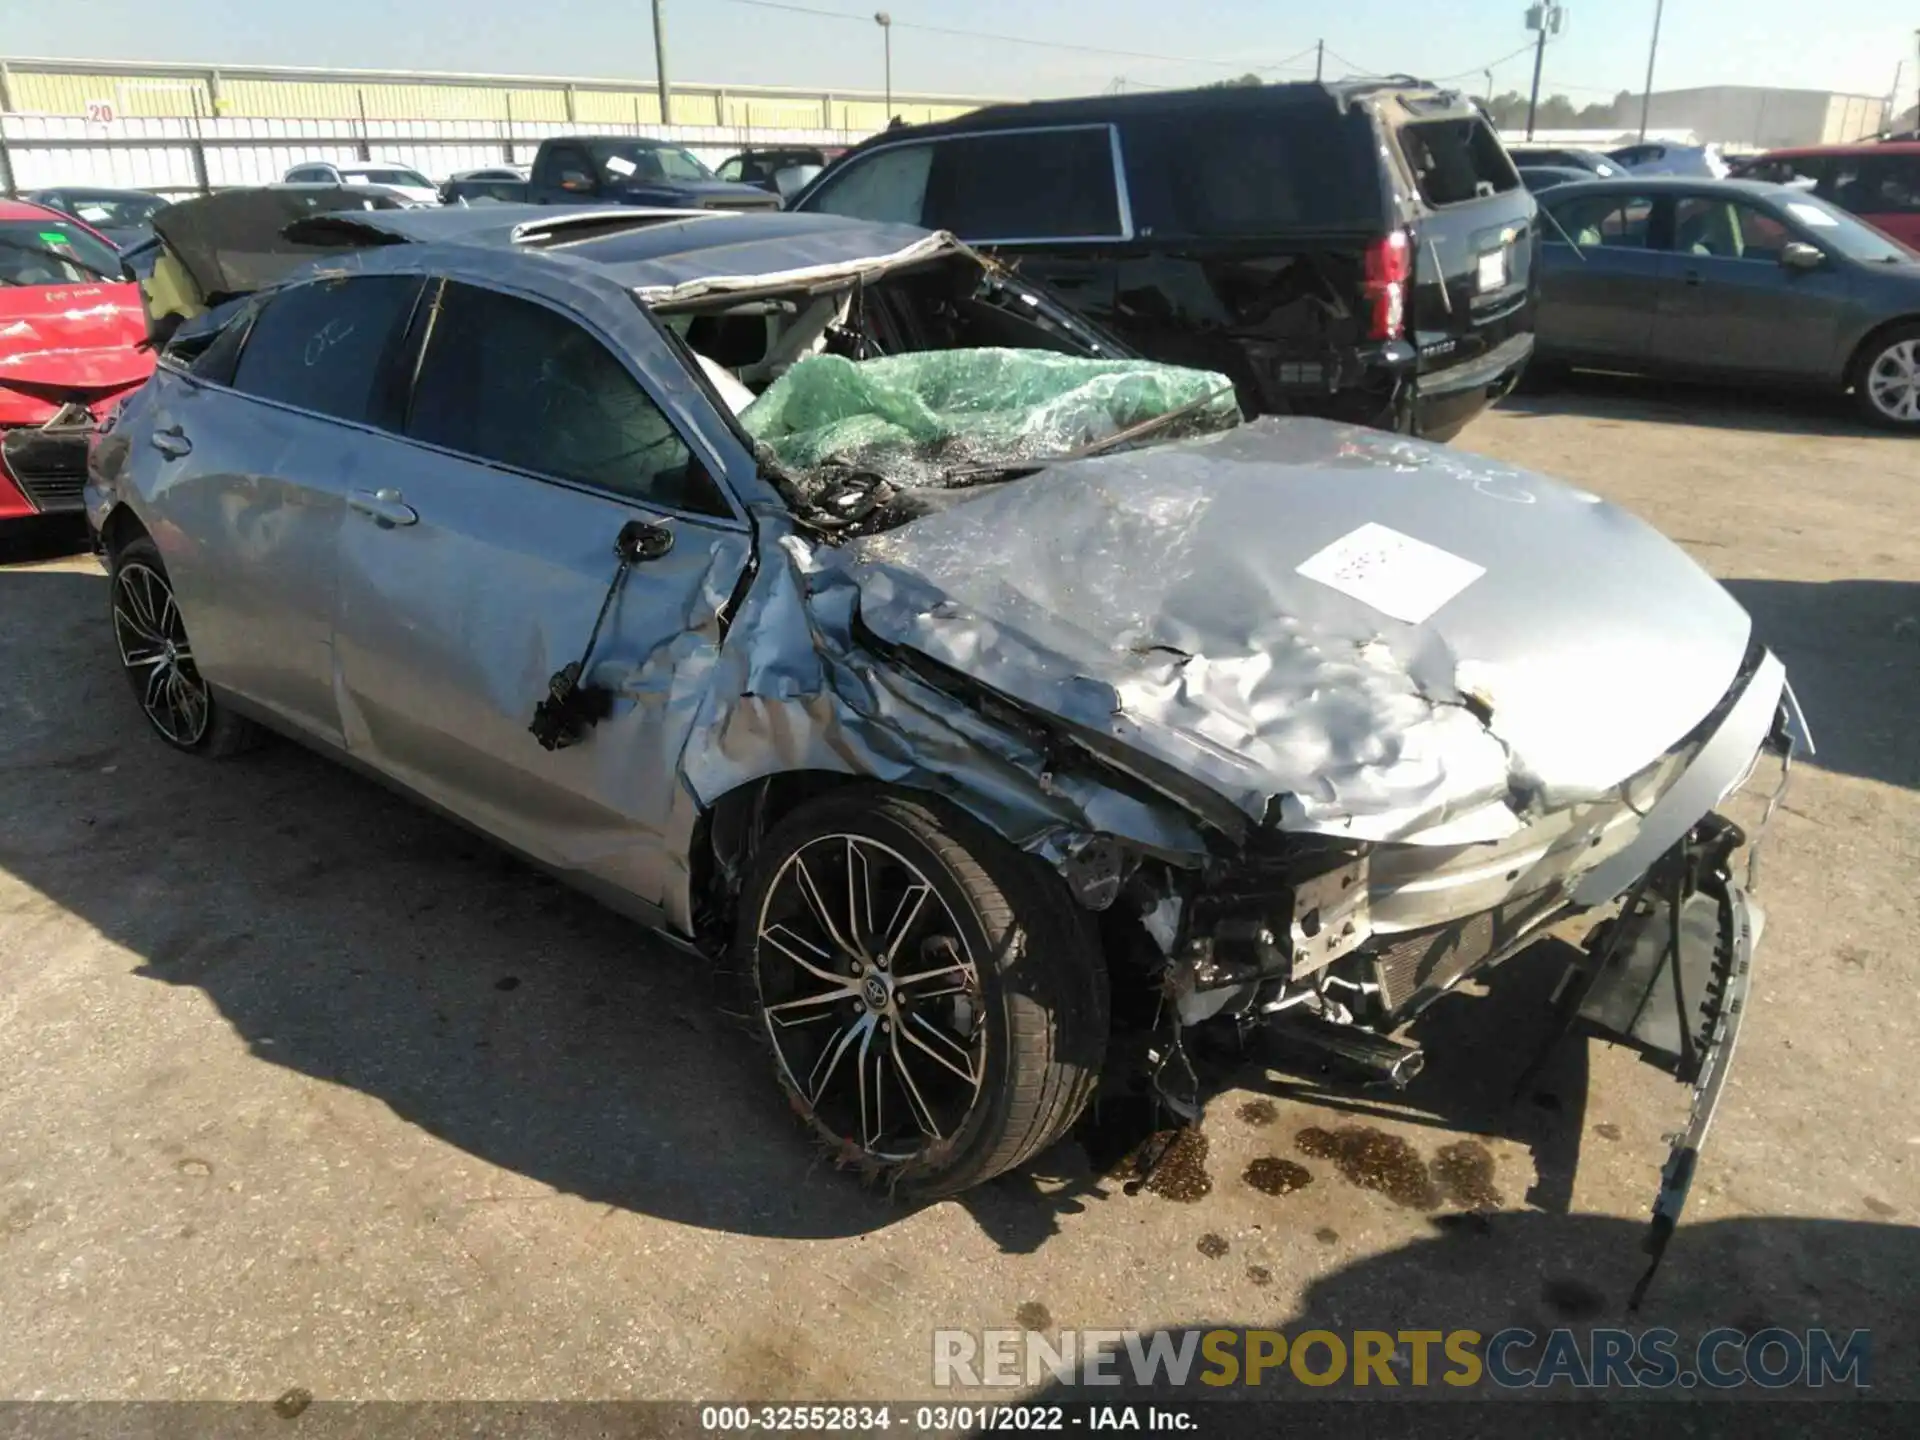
xmin=0 ymin=199 xmax=153 ymax=525
xmin=1731 ymin=142 xmax=1920 ymax=249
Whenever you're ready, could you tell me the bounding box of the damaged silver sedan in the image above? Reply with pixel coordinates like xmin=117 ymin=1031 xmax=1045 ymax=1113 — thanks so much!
xmin=88 ymin=207 xmax=1804 ymax=1286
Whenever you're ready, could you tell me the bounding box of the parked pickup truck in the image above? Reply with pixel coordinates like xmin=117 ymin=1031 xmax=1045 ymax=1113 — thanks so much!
xmin=451 ymin=136 xmax=782 ymax=211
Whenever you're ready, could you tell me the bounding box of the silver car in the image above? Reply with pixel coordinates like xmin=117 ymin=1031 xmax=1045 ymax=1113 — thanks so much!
xmin=88 ymin=205 xmax=1802 ymax=1277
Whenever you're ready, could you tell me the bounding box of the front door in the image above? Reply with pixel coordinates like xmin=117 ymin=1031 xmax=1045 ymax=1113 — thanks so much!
xmin=330 ymin=278 xmax=750 ymax=914
xmin=1652 ymin=195 xmax=1852 ymax=379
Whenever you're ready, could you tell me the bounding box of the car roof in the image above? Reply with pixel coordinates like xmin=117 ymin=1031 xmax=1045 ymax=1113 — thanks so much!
xmin=29 ymin=186 xmax=162 ymax=200
xmin=282 ymin=205 xmax=942 ymax=291
xmin=546 ymin=135 xmax=683 ymax=148
xmin=1534 ymin=176 xmax=1801 ymax=199
xmin=0 ymin=198 xmax=69 ymax=222
xmin=842 ymin=77 xmax=1472 ymax=146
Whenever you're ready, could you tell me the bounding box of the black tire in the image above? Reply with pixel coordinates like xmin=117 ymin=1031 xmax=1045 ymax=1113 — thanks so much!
xmin=107 ymin=534 xmax=259 ymax=757
xmin=1848 ymin=323 xmax=1920 ymax=431
xmin=733 ymin=786 xmax=1109 ymax=1197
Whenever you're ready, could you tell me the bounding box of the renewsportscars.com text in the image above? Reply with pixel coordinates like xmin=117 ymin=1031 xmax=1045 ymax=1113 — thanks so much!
xmin=932 ymin=1326 xmax=1871 ymax=1391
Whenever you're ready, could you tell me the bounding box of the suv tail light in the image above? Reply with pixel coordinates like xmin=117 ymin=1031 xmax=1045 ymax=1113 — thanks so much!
xmin=1363 ymin=230 xmax=1413 ymax=341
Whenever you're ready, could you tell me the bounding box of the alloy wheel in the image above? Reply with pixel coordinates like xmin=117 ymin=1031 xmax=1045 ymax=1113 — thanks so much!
xmin=754 ymin=834 xmax=987 ymax=1163
xmin=1865 ymin=338 xmax=1920 ymax=424
xmin=112 ymin=561 xmax=211 ymax=746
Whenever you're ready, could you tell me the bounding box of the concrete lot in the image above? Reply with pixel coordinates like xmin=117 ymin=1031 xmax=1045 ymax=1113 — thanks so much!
xmin=1 ymin=377 xmax=1915 ymax=1402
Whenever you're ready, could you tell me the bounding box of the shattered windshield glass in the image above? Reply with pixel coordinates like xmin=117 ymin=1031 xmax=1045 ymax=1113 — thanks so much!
xmin=738 ymin=348 xmax=1241 ymax=502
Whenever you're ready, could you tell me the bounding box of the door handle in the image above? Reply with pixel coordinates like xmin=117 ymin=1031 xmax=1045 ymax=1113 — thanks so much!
xmin=1683 ymin=269 xmax=1704 ymax=287
xmin=347 ymin=487 xmax=419 ymax=528
xmin=149 ymin=425 xmax=192 ymax=459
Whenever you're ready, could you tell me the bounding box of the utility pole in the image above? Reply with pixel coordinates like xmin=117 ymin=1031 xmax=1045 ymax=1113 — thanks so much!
xmin=1637 ymin=0 xmax=1664 ymax=140
xmin=1315 ymin=39 xmax=1324 ymax=82
xmin=1524 ymin=4 xmax=1563 ymax=140
xmin=652 ymin=0 xmax=672 ymax=124
xmin=876 ymin=12 xmax=892 ymax=117
xmin=1484 ymin=69 xmax=1495 ymax=102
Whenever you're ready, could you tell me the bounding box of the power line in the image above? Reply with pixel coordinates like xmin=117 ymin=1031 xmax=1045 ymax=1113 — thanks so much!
xmin=717 ymin=0 xmax=1317 ymax=74
xmin=1437 ymin=42 xmax=1541 ymax=83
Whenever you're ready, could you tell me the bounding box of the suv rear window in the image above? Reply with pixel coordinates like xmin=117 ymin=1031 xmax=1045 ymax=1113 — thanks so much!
xmin=1121 ymin=107 xmax=1382 ymax=236
xmin=1399 ymin=118 xmax=1520 ymax=206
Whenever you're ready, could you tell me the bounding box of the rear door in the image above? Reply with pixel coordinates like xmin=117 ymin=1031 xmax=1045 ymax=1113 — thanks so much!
xmin=330 ymin=277 xmax=751 ymax=913
xmin=135 ymin=274 xmax=424 ymax=745
xmin=1535 ymin=189 xmax=1665 ymax=363
xmin=1652 ymin=193 xmax=1853 ymax=378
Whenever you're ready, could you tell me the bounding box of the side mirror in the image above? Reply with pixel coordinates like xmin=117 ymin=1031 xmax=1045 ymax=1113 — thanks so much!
xmin=1780 ymin=241 xmax=1826 ymax=271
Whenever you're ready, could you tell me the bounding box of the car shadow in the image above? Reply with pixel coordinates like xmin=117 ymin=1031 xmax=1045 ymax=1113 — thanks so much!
xmin=0 ymin=514 xmax=91 ymax=566
xmin=1014 ymin=1211 xmax=1915 ymax=1401
xmin=1498 ymin=370 xmax=1887 ymax=440
xmin=0 ymin=564 xmax=1620 ymax=1255
xmin=1722 ymin=578 xmax=1920 ymax=792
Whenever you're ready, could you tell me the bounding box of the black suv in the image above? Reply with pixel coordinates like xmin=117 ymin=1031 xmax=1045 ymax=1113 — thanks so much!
xmin=792 ymin=80 xmax=1538 ymax=439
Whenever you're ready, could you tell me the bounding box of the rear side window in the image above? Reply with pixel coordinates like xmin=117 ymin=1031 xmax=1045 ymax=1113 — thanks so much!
xmin=229 ymin=274 xmax=422 ymax=425
xmin=1122 ymin=107 xmax=1383 ymax=236
xmin=1823 ymin=155 xmax=1920 ymax=215
xmin=1547 ymin=194 xmax=1656 ymax=248
xmin=805 ymin=144 xmax=934 ymax=225
xmin=921 ymin=127 xmax=1123 ymax=240
xmin=536 ymin=143 xmax=593 ymax=189
xmin=1400 ymin=119 xmax=1520 ymax=206
xmin=406 ymin=281 xmax=728 ymax=518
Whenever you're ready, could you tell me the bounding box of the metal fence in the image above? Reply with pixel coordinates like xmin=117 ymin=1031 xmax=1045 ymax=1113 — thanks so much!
xmin=0 ymin=55 xmax=1002 ymax=196
xmin=1 ymin=114 xmax=867 ymax=195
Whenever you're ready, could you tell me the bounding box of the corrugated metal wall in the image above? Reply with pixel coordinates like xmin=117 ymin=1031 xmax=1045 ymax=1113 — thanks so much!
xmin=0 ymin=58 xmax=999 ymax=196
xmin=0 ymin=58 xmax=988 ymax=125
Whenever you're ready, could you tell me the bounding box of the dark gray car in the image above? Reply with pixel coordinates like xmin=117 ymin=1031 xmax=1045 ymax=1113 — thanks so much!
xmin=1534 ymin=177 xmax=1920 ymax=428
xmin=25 ymin=186 xmax=170 ymax=250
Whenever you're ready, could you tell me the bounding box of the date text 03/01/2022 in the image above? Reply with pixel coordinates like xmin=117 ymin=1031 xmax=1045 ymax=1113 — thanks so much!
xmin=699 ymin=1405 xmax=1194 ymax=1432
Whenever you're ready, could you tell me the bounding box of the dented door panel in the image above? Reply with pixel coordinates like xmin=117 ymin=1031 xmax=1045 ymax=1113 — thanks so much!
xmin=332 ymin=440 xmax=750 ymax=914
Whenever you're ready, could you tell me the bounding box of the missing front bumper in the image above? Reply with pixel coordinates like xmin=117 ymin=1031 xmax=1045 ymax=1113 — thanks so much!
xmin=1567 ymin=815 xmax=1760 ymax=1308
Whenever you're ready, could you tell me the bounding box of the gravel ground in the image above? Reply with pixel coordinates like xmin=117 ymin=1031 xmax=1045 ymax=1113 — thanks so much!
xmin=0 ymin=375 xmax=1914 ymax=1404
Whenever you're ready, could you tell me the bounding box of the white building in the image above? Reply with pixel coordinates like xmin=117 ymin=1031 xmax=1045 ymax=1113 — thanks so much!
xmin=1634 ymin=86 xmax=1890 ymax=149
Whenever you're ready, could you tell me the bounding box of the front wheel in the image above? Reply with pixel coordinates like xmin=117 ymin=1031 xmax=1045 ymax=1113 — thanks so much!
xmin=734 ymin=788 xmax=1109 ymax=1196
xmin=1850 ymin=324 xmax=1920 ymax=430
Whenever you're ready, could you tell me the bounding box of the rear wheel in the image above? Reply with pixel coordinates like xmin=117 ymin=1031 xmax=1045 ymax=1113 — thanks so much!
xmin=1850 ymin=324 xmax=1920 ymax=430
xmin=734 ymin=788 xmax=1108 ymax=1196
xmin=108 ymin=534 xmax=258 ymax=756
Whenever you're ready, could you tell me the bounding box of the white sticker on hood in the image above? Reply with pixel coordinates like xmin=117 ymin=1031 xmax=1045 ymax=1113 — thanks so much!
xmin=604 ymin=154 xmax=637 ymax=177
xmin=1295 ymin=522 xmax=1485 ymax=625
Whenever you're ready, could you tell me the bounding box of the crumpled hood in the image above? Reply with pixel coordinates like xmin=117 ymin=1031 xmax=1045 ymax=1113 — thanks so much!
xmin=0 ymin=281 xmax=151 ymax=421
xmin=842 ymin=417 xmax=1754 ymax=843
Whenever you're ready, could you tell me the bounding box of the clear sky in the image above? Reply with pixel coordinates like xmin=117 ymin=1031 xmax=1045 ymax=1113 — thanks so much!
xmin=7 ymin=1 xmax=1916 ymax=109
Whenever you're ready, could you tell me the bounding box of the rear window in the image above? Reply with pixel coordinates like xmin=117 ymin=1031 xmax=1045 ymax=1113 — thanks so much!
xmin=351 ymin=168 xmax=432 ymax=189
xmin=1399 ymin=118 xmax=1521 ymax=206
xmin=922 ymin=127 xmax=1123 ymax=240
xmin=1121 ymin=106 xmax=1383 ymax=236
